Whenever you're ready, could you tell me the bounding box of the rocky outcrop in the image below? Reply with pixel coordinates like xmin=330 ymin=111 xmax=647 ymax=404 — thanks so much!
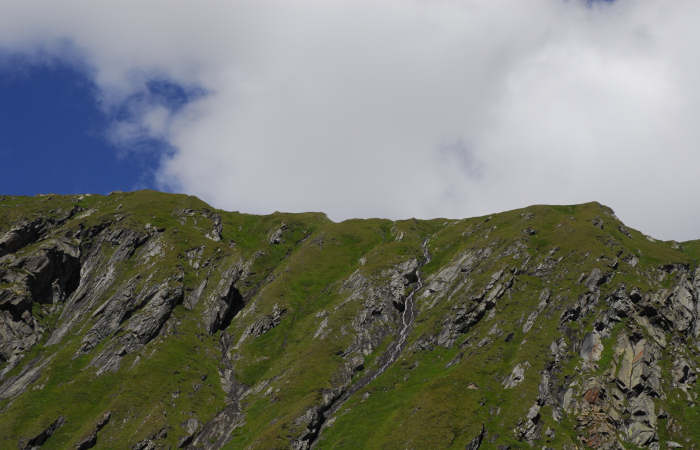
xmin=19 ymin=416 xmax=65 ymax=449
xmin=204 ymin=265 xmax=244 ymax=334
xmin=46 ymin=226 xmax=150 ymax=348
xmin=0 ymin=240 xmax=80 ymax=373
xmin=340 ymin=258 xmax=420 ymax=358
xmin=532 ymin=261 xmax=699 ymax=449
xmin=75 ymin=411 xmax=111 ymax=450
xmin=515 ymin=403 xmax=541 ymax=443
xmin=437 ymin=267 xmax=514 ymax=347
xmin=177 ymin=208 xmax=223 ymax=242
xmin=189 ymin=406 xmax=244 ymax=449
xmin=580 ymin=331 xmax=603 ymax=363
xmin=0 ymin=354 xmax=54 ymax=399
xmin=268 ymin=223 xmax=288 ymax=245
xmin=86 ymin=280 xmax=183 ymax=374
xmin=240 ymin=304 xmax=287 ymax=341
xmin=466 ymin=424 xmax=485 ymax=450
xmin=503 ymin=361 xmax=530 ymax=389
xmin=0 ymin=219 xmax=47 ymax=258
xmin=131 ymin=427 xmax=168 ymax=450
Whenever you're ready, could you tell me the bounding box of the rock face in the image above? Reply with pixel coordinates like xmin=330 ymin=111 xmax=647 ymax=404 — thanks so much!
xmin=0 ymin=192 xmax=699 ymax=449
xmin=0 ymin=239 xmax=80 ymax=375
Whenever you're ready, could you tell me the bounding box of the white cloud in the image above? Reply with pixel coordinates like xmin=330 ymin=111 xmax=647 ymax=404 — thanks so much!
xmin=1 ymin=0 xmax=699 ymax=240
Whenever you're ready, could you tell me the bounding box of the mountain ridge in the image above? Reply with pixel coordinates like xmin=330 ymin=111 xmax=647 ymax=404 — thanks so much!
xmin=0 ymin=190 xmax=698 ymax=449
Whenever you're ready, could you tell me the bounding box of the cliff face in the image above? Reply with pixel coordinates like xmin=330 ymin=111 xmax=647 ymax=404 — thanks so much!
xmin=0 ymin=190 xmax=698 ymax=449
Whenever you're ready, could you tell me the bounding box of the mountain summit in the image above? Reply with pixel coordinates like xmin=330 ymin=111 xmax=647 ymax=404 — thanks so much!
xmin=0 ymin=191 xmax=698 ymax=449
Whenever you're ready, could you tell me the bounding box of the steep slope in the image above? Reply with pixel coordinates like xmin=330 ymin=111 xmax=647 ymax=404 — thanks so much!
xmin=0 ymin=191 xmax=697 ymax=449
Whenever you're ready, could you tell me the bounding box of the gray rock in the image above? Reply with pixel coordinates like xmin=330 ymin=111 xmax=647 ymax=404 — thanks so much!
xmin=523 ymin=289 xmax=550 ymax=333
xmin=0 ymin=240 xmax=81 ymax=367
xmin=580 ymin=332 xmax=603 ymax=362
xmin=189 ymin=405 xmax=244 ymax=449
xmin=438 ymin=268 xmax=512 ymax=347
xmin=0 ymin=355 xmax=54 ymax=400
xmin=626 ymin=421 xmax=655 ymax=446
xmin=515 ymin=403 xmax=540 ymax=443
xmin=131 ymin=439 xmax=156 ymax=450
xmin=465 ymin=424 xmax=485 ymax=450
xmin=268 ymin=223 xmax=288 ymax=244
xmin=184 ymin=278 xmax=208 ymax=310
xmin=184 ymin=417 xmax=201 ymax=435
xmin=584 ymin=268 xmax=606 ymax=292
xmin=205 ymin=213 xmax=223 ymax=242
xmin=0 ymin=218 xmax=46 ymax=258
xmin=503 ymin=362 xmax=530 ymax=389
xmin=245 ymin=304 xmax=287 ymax=338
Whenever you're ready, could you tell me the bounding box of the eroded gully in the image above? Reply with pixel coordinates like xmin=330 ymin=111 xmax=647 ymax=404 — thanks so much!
xmin=307 ymin=239 xmax=431 ymax=448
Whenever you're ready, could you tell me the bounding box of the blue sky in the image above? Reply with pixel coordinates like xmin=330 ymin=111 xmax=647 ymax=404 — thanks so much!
xmin=0 ymin=1 xmax=698 ymax=240
xmin=0 ymin=59 xmax=170 ymax=196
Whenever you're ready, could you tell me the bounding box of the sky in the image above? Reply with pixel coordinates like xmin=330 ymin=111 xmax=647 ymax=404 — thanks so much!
xmin=0 ymin=0 xmax=698 ymax=241
xmin=0 ymin=59 xmax=164 ymax=194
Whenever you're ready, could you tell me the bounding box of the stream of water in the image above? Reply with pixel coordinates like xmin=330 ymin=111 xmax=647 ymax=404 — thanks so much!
xmin=309 ymin=240 xmax=431 ymax=447
xmin=373 ymin=239 xmax=430 ymax=379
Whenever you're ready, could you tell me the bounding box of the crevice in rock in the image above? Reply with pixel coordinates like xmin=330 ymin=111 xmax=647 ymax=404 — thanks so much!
xmin=204 ymin=264 xmax=247 ymax=335
xmin=219 ymin=285 xmax=244 ymax=332
xmin=25 ymin=247 xmax=81 ymax=305
xmin=19 ymin=416 xmax=65 ymax=449
xmin=209 ymin=283 xmax=244 ymax=334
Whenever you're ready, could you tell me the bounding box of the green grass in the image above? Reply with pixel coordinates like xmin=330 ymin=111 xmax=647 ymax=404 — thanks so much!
xmin=0 ymin=191 xmax=698 ymax=449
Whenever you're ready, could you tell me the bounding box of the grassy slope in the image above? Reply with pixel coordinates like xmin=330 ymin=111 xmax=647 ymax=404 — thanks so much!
xmin=0 ymin=192 xmax=697 ymax=448
xmin=316 ymin=203 xmax=696 ymax=449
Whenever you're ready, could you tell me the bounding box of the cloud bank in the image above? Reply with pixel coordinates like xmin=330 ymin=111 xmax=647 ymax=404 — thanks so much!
xmin=1 ymin=0 xmax=699 ymax=240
